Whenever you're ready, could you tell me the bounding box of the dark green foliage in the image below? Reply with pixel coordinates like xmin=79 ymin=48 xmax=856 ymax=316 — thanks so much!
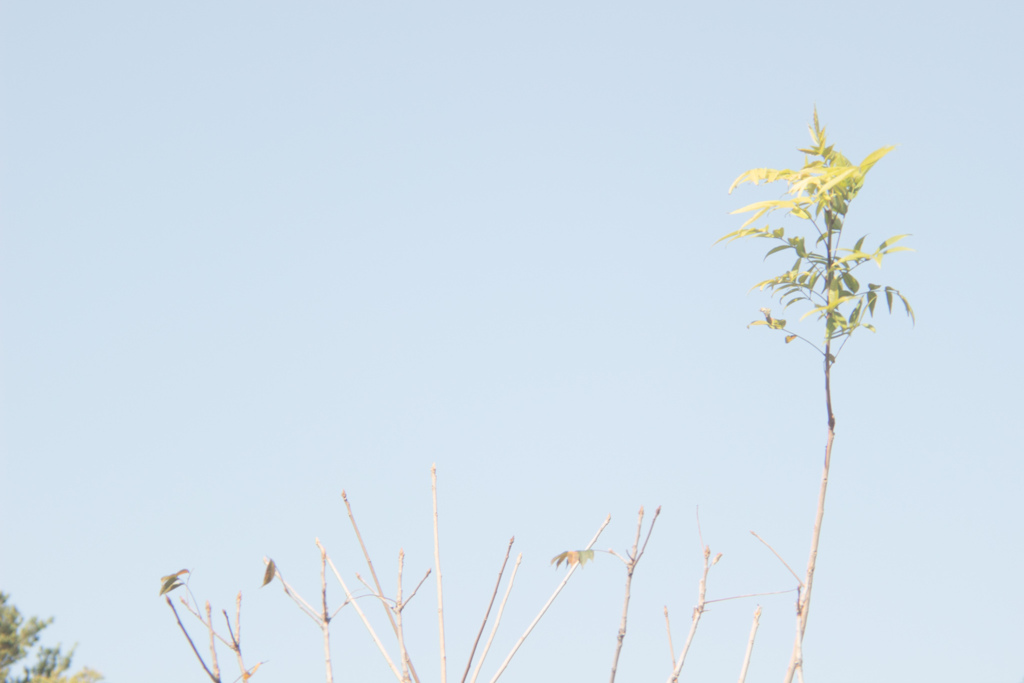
xmin=0 ymin=593 xmax=102 ymax=683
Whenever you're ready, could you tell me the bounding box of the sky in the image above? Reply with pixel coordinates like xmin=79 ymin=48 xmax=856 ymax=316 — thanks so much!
xmin=1 ymin=2 xmax=1022 ymax=682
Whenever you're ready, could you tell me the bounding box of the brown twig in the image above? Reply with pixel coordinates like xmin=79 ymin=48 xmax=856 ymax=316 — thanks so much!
xmin=396 ymin=550 xmax=412 ymax=683
xmin=736 ymin=605 xmax=761 ymax=683
xmin=205 ymin=602 xmax=222 ymax=682
xmin=267 ymin=557 xmax=321 ymax=623
xmin=784 ymin=419 xmax=836 ymax=682
xmin=166 ymin=597 xmax=220 ymax=683
xmin=324 ymin=554 xmax=404 ymax=681
xmin=609 ymin=505 xmax=661 ymax=683
xmin=489 ymin=514 xmax=612 ymax=683
xmin=342 ymin=490 xmax=422 ymax=683
xmin=663 ymin=607 xmax=675 ymax=671
xmin=703 ymin=588 xmax=797 ymax=605
xmin=432 ymin=464 xmax=448 ymax=683
xmin=666 ymin=512 xmax=718 ymax=683
xmin=469 ymin=553 xmax=522 ymax=683
xmin=750 ymin=531 xmax=802 ymax=586
xmin=460 ymin=537 xmax=515 ymax=683
xmin=317 ymin=540 xmax=334 ymax=683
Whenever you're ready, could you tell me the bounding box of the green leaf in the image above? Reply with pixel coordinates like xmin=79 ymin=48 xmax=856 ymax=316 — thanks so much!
xmin=842 ymin=272 xmax=860 ymax=294
xmin=900 ymin=293 xmax=916 ymax=324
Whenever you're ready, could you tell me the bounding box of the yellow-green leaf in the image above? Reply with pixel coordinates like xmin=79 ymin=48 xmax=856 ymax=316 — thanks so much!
xmin=551 ymin=549 xmax=596 ymax=569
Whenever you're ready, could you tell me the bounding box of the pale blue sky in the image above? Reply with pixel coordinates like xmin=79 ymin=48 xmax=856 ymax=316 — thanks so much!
xmin=2 ymin=2 xmax=1021 ymax=682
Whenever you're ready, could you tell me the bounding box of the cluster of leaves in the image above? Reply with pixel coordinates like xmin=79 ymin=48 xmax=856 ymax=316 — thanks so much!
xmin=550 ymin=550 xmax=595 ymax=569
xmin=718 ymin=109 xmax=913 ymax=356
xmin=0 ymin=594 xmax=102 ymax=683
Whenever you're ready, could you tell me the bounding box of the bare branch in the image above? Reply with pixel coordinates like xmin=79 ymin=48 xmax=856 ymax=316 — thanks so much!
xmin=267 ymin=557 xmax=322 ymax=624
xmin=610 ymin=505 xmax=660 ymax=683
xmin=343 ymin=490 xmax=422 ymax=683
xmin=325 ymin=554 xmax=404 ymax=681
xmin=736 ymin=605 xmax=761 ymax=683
xmin=316 ymin=540 xmax=334 ymax=683
xmin=666 ymin=538 xmax=716 ymax=683
xmin=489 ymin=514 xmax=612 ymax=683
xmin=166 ymin=597 xmax=220 ymax=683
xmin=432 ymin=464 xmax=448 ymax=683
xmin=663 ymin=607 xmax=675 ymax=671
xmin=750 ymin=531 xmax=802 ymax=586
xmin=470 ymin=554 xmax=522 ymax=683
xmin=460 ymin=537 xmax=514 ymax=683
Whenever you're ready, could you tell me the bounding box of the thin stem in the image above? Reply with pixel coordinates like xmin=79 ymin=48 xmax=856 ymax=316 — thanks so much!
xmin=609 ymin=506 xmax=661 ymax=683
xmin=324 ymin=554 xmax=404 ymax=682
xmin=665 ymin=544 xmax=714 ymax=683
xmin=736 ymin=606 xmax=761 ymax=683
xmin=461 ymin=537 xmax=515 ymax=683
xmin=396 ymin=550 xmax=411 ymax=683
xmin=432 ymin=464 xmax=447 ymax=683
xmin=663 ymin=607 xmax=676 ymax=672
xmin=749 ymin=531 xmax=803 ymax=585
xmin=319 ymin=541 xmax=334 ymax=683
xmin=268 ymin=558 xmax=322 ymax=624
xmin=205 ymin=602 xmax=221 ymax=682
xmin=342 ymin=490 xmax=422 ymax=683
xmin=166 ymin=597 xmax=220 ymax=683
xmin=783 ymin=345 xmax=836 ymax=683
xmin=489 ymin=515 xmax=611 ymax=683
xmin=470 ymin=553 xmax=522 ymax=683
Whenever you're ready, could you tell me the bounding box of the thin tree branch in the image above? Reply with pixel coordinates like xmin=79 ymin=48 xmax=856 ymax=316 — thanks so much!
xmin=395 ymin=550 xmax=412 ymax=683
xmin=750 ymin=531 xmax=803 ymax=585
xmin=489 ymin=514 xmax=612 ymax=683
xmin=666 ymin=541 xmax=716 ymax=683
xmin=205 ymin=602 xmax=221 ymax=682
xmin=324 ymin=554 xmax=404 ymax=682
xmin=460 ymin=537 xmax=515 ymax=683
xmin=736 ymin=606 xmax=761 ymax=683
xmin=316 ymin=540 xmax=334 ymax=683
xmin=663 ymin=607 xmax=676 ymax=672
xmin=166 ymin=597 xmax=220 ymax=683
xmin=470 ymin=554 xmax=522 ymax=683
xmin=609 ymin=506 xmax=661 ymax=683
xmin=266 ymin=558 xmax=321 ymax=624
xmin=342 ymin=490 xmax=422 ymax=683
xmin=432 ymin=464 xmax=447 ymax=683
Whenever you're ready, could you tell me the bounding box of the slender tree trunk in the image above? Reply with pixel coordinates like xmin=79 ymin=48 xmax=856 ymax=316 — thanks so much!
xmin=783 ymin=346 xmax=836 ymax=682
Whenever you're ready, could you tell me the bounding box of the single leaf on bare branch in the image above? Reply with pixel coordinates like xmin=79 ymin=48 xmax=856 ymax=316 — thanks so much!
xmin=261 ymin=559 xmax=276 ymax=588
xmin=550 ymin=549 xmax=595 ymax=570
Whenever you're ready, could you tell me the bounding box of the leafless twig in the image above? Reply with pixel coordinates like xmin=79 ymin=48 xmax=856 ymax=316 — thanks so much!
xmin=460 ymin=537 xmax=515 ymax=683
xmin=166 ymin=597 xmax=220 ymax=683
xmin=736 ymin=605 xmax=761 ymax=683
xmin=663 ymin=607 xmax=675 ymax=671
xmin=488 ymin=514 xmax=612 ymax=683
xmin=470 ymin=554 xmax=522 ymax=683
xmin=666 ymin=509 xmax=720 ymax=683
xmin=750 ymin=531 xmax=802 ymax=585
xmin=432 ymin=464 xmax=448 ymax=683
xmin=324 ymin=554 xmax=404 ymax=681
xmin=609 ymin=505 xmax=661 ymax=683
xmin=343 ymin=490 xmax=422 ymax=683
